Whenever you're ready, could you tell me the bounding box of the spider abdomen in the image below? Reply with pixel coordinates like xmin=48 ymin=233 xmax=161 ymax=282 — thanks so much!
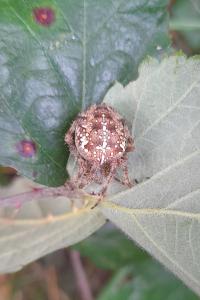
xmin=75 ymin=105 xmax=127 ymax=165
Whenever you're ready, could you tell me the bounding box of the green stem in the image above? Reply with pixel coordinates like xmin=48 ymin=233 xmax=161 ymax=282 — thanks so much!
xmin=169 ymin=20 xmax=200 ymax=31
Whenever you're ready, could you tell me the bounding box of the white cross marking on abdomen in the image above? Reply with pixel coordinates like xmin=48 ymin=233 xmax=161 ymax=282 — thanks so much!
xmin=95 ymin=113 xmax=111 ymax=164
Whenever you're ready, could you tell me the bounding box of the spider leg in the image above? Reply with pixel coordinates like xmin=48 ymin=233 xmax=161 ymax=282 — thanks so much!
xmin=93 ymin=169 xmax=104 ymax=184
xmin=118 ymin=157 xmax=134 ymax=187
xmin=124 ymin=123 xmax=134 ymax=153
xmin=74 ymin=157 xmax=87 ymax=183
xmin=77 ymin=160 xmax=93 ymax=188
xmin=79 ymin=164 xmax=100 ymax=188
xmin=65 ymin=120 xmax=78 ymax=156
xmin=100 ymin=163 xmax=117 ymax=196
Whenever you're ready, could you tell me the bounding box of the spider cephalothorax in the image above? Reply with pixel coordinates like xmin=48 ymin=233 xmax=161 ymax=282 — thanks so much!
xmin=65 ymin=103 xmax=134 ymax=195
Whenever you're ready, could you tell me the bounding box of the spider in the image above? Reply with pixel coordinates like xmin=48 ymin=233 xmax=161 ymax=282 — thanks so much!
xmin=65 ymin=103 xmax=134 ymax=195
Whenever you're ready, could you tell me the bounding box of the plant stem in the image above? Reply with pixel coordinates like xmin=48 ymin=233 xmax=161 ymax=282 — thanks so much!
xmin=0 ymin=182 xmax=86 ymax=208
xmin=169 ymin=20 xmax=200 ymax=31
xmin=70 ymin=250 xmax=93 ymax=300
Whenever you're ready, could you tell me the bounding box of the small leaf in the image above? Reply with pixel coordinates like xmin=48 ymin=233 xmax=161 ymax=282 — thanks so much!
xmin=0 ymin=0 xmax=169 ymax=186
xmin=0 ymin=178 xmax=105 ymax=273
xmin=101 ymin=55 xmax=200 ymax=295
xmin=97 ymin=260 xmax=199 ymax=300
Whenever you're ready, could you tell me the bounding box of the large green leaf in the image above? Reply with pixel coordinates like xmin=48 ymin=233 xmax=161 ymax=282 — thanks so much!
xmin=0 ymin=0 xmax=169 ymax=186
xmin=0 ymin=178 xmax=105 ymax=273
xmin=97 ymin=260 xmax=199 ymax=300
xmin=101 ymin=56 xmax=200 ymax=295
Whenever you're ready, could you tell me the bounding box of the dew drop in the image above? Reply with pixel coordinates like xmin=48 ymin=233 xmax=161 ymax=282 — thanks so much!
xmin=55 ymin=41 xmax=60 ymax=48
xmin=156 ymin=45 xmax=162 ymax=51
xmin=33 ymin=7 xmax=55 ymax=26
xmin=90 ymin=58 xmax=95 ymax=66
xmin=16 ymin=140 xmax=37 ymax=158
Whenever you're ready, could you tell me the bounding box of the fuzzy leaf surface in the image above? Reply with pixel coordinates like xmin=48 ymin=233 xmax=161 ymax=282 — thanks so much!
xmin=0 ymin=178 xmax=105 ymax=273
xmin=101 ymin=56 xmax=200 ymax=295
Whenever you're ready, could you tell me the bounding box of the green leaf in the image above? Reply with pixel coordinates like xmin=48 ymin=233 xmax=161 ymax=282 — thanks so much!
xmin=0 ymin=178 xmax=105 ymax=273
xmin=101 ymin=55 xmax=200 ymax=295
xmin=97 ymin=260 xmax=199 ymax=300
xmin=170 ymin=0 xmax=200 ymax=51
xmin=0 ymin=0 xmax=169 ymax=186
xmin=74 ymin=225 xmax=148 ymax=270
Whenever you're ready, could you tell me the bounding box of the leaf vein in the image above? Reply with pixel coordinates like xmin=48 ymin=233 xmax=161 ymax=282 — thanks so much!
xmin=132 ymin=214 xmax=200 ymax=288
xmin=137 ymin=79 xmax=200 ymax=140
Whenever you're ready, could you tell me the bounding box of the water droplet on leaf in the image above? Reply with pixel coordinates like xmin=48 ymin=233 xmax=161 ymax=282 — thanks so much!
xmin=156 ymin=45 xmax=162 ymax=51
xmin=90 ymin=58 xmax=95 ymax=66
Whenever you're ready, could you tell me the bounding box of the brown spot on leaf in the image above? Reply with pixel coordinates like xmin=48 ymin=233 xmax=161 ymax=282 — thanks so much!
xmin=33 ymin=7 xmax=55 ymax=26
xmin=16 ymin=140 xmax=37 ymax=158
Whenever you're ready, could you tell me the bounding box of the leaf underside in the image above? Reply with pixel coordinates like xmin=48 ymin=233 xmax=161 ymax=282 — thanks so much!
xmin=101 ymin=55 xmax=200 ymax=295
xmin=0 ymin=178 xmax=105 ymax=273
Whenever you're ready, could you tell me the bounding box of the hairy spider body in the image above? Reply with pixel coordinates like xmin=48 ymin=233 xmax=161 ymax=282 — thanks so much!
xmin=65 ymin=104 xmax=134 ymax=195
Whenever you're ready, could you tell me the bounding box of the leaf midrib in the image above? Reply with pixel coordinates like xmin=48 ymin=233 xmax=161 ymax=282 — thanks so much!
xmin=135 ymin=74 xmax=200 ymax=141
xmin=0 ymin=206 xmax=98 ymax=225
xmin=101 ymin=202 xmax=200 ymax=288
xmin=0 ymin=210 xmax=104 ymax=264
xmin=132 ymin=214 xmax=200 ymax=288
xmin=110 ymin=150 xmax=200 ymax=202
xmin=101 ymin=201 xmax=200 ymax=220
